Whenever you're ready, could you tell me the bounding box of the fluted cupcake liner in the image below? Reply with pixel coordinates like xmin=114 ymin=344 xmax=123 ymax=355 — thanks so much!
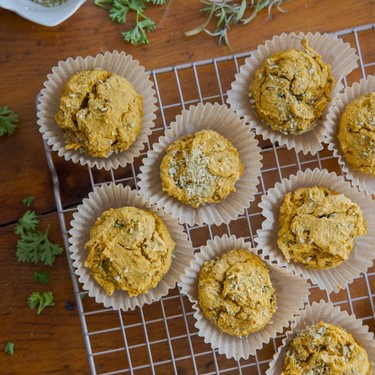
xmin=137 ymin=102 xmax=262 ymax=226
xmin=324 ymin=75 xmax=375 ymax=194
xmin=266 ymin=300 xmax=375 ymax=374
xmin=37 ymin=50 xmax=157 ymax=170
xmin=227 ymin=32 xmax=358 ymax=155
xmin=179 ymin=234 xmax=310 ymax=361
xmin=68 ymin=183 xmax=194 ymax=311
xmin=256 ymin=168 xmax=375 ymax=293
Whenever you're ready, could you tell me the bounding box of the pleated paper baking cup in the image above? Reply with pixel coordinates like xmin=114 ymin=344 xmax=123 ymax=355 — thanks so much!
xmin=227 ymin=32 xmax=358 ymax=155
xmin=178 ymin=234 xmax=310 ymax=361
xmin=37 ymin=50 xmax=157 ymax=170
xmin=324 ymin=75 xmax=375 ymax=194
xmin=256 ymin=168 xmax=375 ymax=293
xmin=137 ymin=102 xmax=262 ymax=226
xmin=68 ymin=183 xmax=194 ymax=311
xmin=266 ymin=300 xmax=375 ymax=374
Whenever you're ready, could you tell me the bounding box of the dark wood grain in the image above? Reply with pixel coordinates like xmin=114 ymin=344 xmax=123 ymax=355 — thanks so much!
xmin=0 ymin=1 xmax=374 ymax=374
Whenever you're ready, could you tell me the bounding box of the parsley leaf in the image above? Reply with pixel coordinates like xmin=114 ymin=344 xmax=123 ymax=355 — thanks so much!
xmin=16 ymin=225 xmax=63 ymax=266
xmin=33 ymin=271 xmax=50 ymax=285
xmin=95 ymin=0 xmax=166 ymax=45
xmin=15 ymin=210 xmax=39 ymax=236
xmin=0 ymin=106 xmax=19 ymax=136
xmin=109 ymin=0 xmax=130 ymax=23
xmin=4 ymin=342 xmax=14 ymax=356
xmin=22 ymin=196 xmax=35 ymax=207
xmin=28 ymin=292 xmax=54 ymax=315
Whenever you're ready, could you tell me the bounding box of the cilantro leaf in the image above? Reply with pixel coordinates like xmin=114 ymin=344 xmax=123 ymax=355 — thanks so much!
xmin=139 ymin=17 xmax=156 ymax=32
xmin=109 ymin=0 xmax=130 ymax=23
xmin=33 ymin=271 xmax=50 ymax=285
xmin=16 ymin=225 xmax=63 ymax=266
xmin=28 ymin=292 xmax=54 ymax=315
xmin=22 ymin=196 xmax=35 ymax=207
xmin=95 ymin=0 xmax=166 ymax=45
xmin=15 ymin=210 xmax=39 ymax=236
xmin=0 ymin=106 xmax=19 ymax=136
xmin=4 ymin=342 xmax=14 ymax=356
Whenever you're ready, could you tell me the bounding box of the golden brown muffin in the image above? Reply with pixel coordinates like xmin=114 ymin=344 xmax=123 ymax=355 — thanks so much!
xmin=160 ymin=129 xmax=244 ymax=208
xmin=198 ymin=249 xmax=277 ymax=337
xmin=282 ymin=321 xmax=373 ymax=375
xmin=84 ymin=206 xmax=175 ymax=296
xmin=250 ymin=39 xmax=334 ymax=135
xmin=277 ymin=186 xmax=367 ymax=269
xmin=55 ymin=69 xmax=143 ymax=158
xmin=338 ymin=92 xmax=375 ymax=176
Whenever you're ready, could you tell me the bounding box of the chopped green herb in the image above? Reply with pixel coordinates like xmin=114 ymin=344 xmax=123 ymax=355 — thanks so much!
xmin=22 ymin=196 xmax=35 ymax=207
xmin=14 ymin=210 xmax=39 ymax=236
xmin=16 ymin=225 xmax=63 ymax=266
xmin=28 ymin=292 xmax=54 ymax=315
xmin=0 ymin=106 xmax=19 ymax=136
xmin=32 ymin=271 xmax=50 ymax=285
xmin=114 ymin=220 xmax=125 ymax=228
xmin=4 ymin=342 xmax=14 ymax=356
xmin=95 ymin=0 xmax=167 ymax=45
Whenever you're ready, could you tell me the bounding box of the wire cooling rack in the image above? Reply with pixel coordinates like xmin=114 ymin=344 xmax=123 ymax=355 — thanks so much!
xmin=41 ymin=23 xmax=375 ymax=375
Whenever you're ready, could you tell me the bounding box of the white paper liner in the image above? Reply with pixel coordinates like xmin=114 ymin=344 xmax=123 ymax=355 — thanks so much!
xmin=256 ymin=168 xmax=375 ymax=293
xmin=178 ymin=234 xmax=310 ymax=361
xmin=137 ymin=102 xmax=263 ymax=226
xmin=37 ymin=50 xmax=157 ymax=170
xmin=227 ymin=32 xmax=358 ymax=155
xmin=324 ymin=75 xmax=375 ymax=194
xmin=266 ymin=300 xmax=375 ymax=375
xmin=68 ymin=183 xmax=194 ymax=311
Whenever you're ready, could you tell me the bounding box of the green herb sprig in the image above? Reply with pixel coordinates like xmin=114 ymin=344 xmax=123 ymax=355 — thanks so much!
xmin=0 ymin=106 xmax=19 ymax=136
xmin=15 ymin=199 xmax=63 ymax=266
xmin=95 ymin=0 xmax=167 ymax=45
xmin=28 ymin=292 xmax=54 ymax=315
xmin=33 ymin=271 xmax=50 ymax=285
xmin=186 ymin=0 xmax=289 ymax=48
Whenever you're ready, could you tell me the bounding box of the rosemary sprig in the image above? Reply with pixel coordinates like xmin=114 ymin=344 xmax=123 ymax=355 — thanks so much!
xmin=186 ymin=0 xmax=289 ymax=49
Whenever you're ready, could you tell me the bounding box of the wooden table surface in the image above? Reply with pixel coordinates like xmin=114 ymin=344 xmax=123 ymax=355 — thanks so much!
xmin=1 ymin=1 xmax=374 ymax=374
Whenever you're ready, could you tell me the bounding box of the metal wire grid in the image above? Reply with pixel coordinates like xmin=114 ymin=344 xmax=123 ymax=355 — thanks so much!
xmin=41 ymin=24 xmax=375 ymax=375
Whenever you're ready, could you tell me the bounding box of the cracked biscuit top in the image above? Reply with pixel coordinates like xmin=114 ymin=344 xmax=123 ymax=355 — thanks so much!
xmin=250 ymin=39 xmax=334 ymax=135
xmin=55 ymin=69 xmax=143 ymax=158
xmin=198 ymin=249 xmax=277 ymax=337
xmin=84 ymin=206 xmax=175 ymax=297
xmin=277 ymin=186 xmax=367 ymax=269
xmin=160 ymin=129 xmax=244 ymax=208
xmin=282 ymin=321 xmax=372 ymax=375
xmin=338 ymin=92 xmax=375 ymax=176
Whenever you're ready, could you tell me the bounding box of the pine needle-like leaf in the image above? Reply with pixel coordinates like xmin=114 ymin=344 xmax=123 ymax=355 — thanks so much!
xmin=186 ymin=0 xmax=289 ymax=47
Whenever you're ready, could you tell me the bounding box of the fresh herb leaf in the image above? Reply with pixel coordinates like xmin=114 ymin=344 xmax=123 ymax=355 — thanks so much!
xmin=109 ymin=0 xmax=130 ymax=23
xmin=33 ymin=271 xmax=50 ymax=285
xmin=114 ymin=220 xmax=125 ymax=228
xmin=28 ymin=292 xmax=54 ymax=315
xmin=186 ymin=0 xmax=289 ymax=48
xmin=22 ymin=196 xmax=35 ymax=207
xmin=16 ymin=225 xmax=63 ymax=266
xmin=4 ymin=342 xmax=14 ymax=356
xmin=15 ymin=210 xmax=39 ymax=236
xmin=95 ymin=0 xmax=167 ymax=45
xmin=0 ymin=106 xmax=19 ymax=136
